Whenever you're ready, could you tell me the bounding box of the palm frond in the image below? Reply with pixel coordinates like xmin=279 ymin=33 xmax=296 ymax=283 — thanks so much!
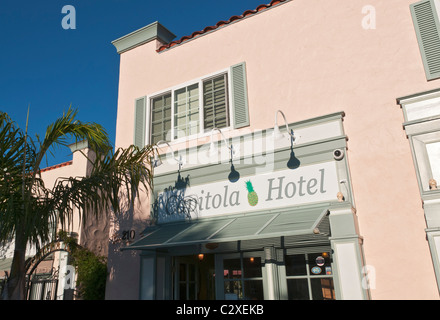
xmin=50 ymin=145 xmax=154 ymax=229
xmin=35 ymin=106 xmax=110 ymax=175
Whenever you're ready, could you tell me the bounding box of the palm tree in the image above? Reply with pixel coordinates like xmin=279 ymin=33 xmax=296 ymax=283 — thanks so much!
xmin=0 ymin=107 xmax=154 ymax=300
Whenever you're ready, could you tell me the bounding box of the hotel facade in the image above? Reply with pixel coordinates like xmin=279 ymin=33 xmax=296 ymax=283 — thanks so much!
xmin=106 ymin=0 xmax=440 ymax=300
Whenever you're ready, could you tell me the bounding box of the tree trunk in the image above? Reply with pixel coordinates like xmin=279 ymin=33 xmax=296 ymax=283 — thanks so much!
xmin=6 ymin=231 xmax=27 ymax=300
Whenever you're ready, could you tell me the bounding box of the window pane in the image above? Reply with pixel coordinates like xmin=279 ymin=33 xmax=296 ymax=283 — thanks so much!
xmin=285 ymin=254 xmax=307 ymax=276
xmin=175 ymin=101 xmax=186 ymax=114
xmin=175 ymin=88 xmax=187 ymax=102
xmin=243 ymin=280 xmax=264 ymax=300
xmin=150 ymin=93 xmax=171 ymax=144
xmin=224 ymin=280 xmax=242 ymax=299
xmin=179 ymin=263 xmax=186 ymax=281
xmin=179 ymin=283 xmax=187 ymax=300
xmin=152 ymin=97 xmax=163 ymax=110
xmin=243 ymin=257 xmax=262 ymax=278
xmin=309 ymin=252 xmax=332 ymax=276
xmin=311 ymin=278 xmax=335 ymax=300
xmin=287 ymin=279 xmax=309 ymax=300
xmin=188 ymin=283 xmax=196 ymax=300
xmin=164 ymin=119 xmax=171 ymax=131
xmin=152 ymin=122 xmax=163 ymax=133
xmin=224 ymin=258 xmax=241 ymax=279
xmin=174 ymin=84 xmax=199 ymax=138
xmin=152 ymin=134 xmax=162 ymax=145
xmin=189 ymin=264 xmax=195 ymax=282
xmin=164 ymin=94 xmax=171 ymax=107
xmin=175 ymin=114 xmax=186 ymax=127
xmin=188 ymin=83 xmax=199 ymax=97
xmin=152 ymin=110 xmax=161 ymax=122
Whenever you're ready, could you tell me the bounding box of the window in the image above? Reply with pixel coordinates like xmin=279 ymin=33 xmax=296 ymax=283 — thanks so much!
xmin=133 ymin=62 xmax=249 ymax=148
xmin=284 ymin=251 xmax=335 ymax=300
xmin=399 ymin=89 xmax=440 ymax=294
xmin=398 ymin=89 xmax=440 ymax=192
xmin=150 ymin=73 xmax=229 ymax=143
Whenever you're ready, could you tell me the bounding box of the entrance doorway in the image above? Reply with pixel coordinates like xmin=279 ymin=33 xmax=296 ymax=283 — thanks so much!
xmin=172 ymin=254 xmax=215 ymax=300
xmin=172 ymin=251 xmax=266 ymax=300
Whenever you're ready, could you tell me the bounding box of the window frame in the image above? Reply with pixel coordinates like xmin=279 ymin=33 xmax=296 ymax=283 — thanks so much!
xmin=411 ymin=131 xmax=440 ymax=192
xmin=146 ymin=68 xmax=233 ymax=146
xmin=218 ymin=251 xmax=266 ymax=300
xmin=279 ymin=250 xmax=335 ymax=300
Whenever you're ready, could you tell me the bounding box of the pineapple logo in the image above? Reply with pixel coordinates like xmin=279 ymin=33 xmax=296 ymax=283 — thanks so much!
xmin=245 ymin=180 xmax=259 ymax=206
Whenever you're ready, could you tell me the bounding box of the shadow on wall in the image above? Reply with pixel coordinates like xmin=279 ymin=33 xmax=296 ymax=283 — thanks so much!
xmin=151 ymin=171 xmax=196 ymax=224
xmin=105 ymin=189 xmax=153 ymax=300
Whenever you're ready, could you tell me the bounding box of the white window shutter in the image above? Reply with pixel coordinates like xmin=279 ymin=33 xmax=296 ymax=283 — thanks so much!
xmin=410 ymin=0 xmax=440 ymax=80
xmin=230 ymin=62 xmax=250 ymax=129
xmin=134 ymin=97 xmax=147 ymax=148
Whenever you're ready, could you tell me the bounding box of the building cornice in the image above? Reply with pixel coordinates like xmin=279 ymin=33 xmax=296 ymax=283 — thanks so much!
xmin=111 ymin=21 xmax=176 ymax=54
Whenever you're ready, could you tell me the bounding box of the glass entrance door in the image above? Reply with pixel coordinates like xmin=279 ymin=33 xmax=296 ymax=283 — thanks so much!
xmin=173 ymin=254 xmax=215 ymax=300
xmin=217 ymin=252 xmax=265 ymax=300
xmin=175 ymin=257 xmax=198 ymax=300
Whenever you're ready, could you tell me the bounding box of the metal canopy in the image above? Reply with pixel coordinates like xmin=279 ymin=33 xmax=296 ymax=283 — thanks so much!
xmin=123 ymin=205 xmax=329 ymax=251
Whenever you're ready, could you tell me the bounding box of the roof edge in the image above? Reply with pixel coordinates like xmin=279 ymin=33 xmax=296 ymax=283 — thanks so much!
xmin=157 ymin=0 xmax=291 ymax=53
xmin=39 ymin=160 xmax=73 ymax=173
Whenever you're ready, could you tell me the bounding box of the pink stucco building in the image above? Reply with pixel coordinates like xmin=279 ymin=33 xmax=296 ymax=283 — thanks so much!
xmin=106 ymin=0 xmax=440 ymax=300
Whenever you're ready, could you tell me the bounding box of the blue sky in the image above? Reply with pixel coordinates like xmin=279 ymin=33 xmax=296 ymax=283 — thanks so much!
xmin=0 ymin=0 xmax=267 ymax=167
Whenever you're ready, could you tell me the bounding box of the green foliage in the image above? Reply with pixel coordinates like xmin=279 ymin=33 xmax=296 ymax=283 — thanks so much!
xmin=71 ymin=247 xmax=107 ymax=300
xmin=58 ymin=231 xmax=107 ymax=300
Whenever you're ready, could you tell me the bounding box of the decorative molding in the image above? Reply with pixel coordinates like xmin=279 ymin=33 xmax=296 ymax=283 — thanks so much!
xmin=111 ymin=21 xmax=176 ymax=54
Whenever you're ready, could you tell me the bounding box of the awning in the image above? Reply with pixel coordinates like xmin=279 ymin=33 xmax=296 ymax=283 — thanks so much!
xmin=122 ymin=205 xmax=330 ymax=251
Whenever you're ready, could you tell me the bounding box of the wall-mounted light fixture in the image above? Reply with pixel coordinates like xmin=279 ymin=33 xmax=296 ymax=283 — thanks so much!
xmin=274 ymin=110 xmax=301 ymax=169
xmin=274 ymin=110 xmax=296 ymax=144
xmin=209 ymin=128 xmax=240 ymax=183
xmin=152 ymin=140 xmax=184 ymax=171
xmin=209 ymin=127 xmax=235 ymax=160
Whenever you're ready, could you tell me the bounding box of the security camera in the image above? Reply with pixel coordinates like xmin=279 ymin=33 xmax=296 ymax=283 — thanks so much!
xmin=333 ymin=149 xmax=344 ymax=160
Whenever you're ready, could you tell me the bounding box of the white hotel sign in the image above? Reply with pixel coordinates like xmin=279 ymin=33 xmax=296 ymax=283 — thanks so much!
xmin=156 ymin=162 xmax=340 ymax=222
